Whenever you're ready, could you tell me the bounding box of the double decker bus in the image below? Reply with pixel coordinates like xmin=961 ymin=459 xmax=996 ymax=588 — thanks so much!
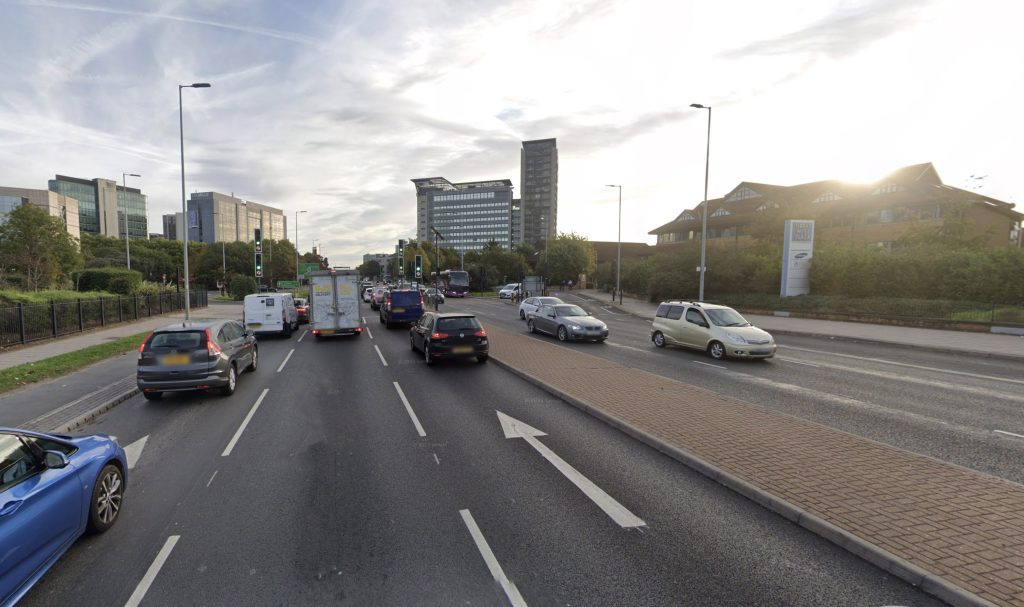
xmin=431 ymin=269 xmax=470 ymax=297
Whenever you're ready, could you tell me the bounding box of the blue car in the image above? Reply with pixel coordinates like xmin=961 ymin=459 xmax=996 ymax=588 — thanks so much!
xmin=0 ymin=427 xmax=127 ymax=607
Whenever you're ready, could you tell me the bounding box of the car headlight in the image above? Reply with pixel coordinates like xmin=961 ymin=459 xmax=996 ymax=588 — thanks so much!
xmin=570 ymin=324 xmax=582 ymax=330
xmin=725 ymin=332 xmax=748 ymax=344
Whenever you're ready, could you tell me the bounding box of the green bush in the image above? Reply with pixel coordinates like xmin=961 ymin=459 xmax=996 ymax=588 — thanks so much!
xmin=229 ymin=275 xmax=257 ymax=300
xmin=78 ymin=268 xmax=142 ymax=294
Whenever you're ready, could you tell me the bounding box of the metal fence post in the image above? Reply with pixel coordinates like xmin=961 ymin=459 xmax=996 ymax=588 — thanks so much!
xmin=99 ymin=296 xmax=105 ymax=326
xmin=51 ymin=300 xmax=57 ymax=337
xmin=17 ymin=302 xmax=25 ymax=344
xmin=118 ymin=295 xmax=123 ymax=322
xmin=78 ymin=299 xmax=84 ymax=331
xmin=134 ymin=295 xmax=139 ymax=320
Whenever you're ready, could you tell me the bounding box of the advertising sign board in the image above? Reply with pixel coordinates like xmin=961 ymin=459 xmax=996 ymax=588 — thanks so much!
xmin=780 ymin=220 xmax=815 ymax=297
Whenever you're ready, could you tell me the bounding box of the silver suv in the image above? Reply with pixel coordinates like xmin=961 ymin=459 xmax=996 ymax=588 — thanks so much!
xmin=650 ymin=301 xmax=776 ymax=360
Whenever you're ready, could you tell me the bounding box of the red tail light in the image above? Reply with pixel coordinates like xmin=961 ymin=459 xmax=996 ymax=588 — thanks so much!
xmin=386 ymin=295 xmax=392 ymax=307
xmin=430 ymin=332 xmax=449 ymax=340
xmin=205 ymin=328 xmax=222 ymax=357
xmin=138 ymin=332 xmax=153 ymax=359
xmin=474 ymin=330 xmax=487 ymax=337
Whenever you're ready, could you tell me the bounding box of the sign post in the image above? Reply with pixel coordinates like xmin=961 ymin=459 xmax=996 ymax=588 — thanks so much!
xmin=780 ymin=220 xmax=815 ymax=297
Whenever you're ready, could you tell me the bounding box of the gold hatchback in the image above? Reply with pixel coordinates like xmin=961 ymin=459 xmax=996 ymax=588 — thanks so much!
xmin=650 ymin=301 xmax=776 ymax=360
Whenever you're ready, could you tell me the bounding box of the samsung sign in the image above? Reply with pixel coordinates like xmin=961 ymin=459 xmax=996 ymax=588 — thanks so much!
xmin=780 ymin=220 xmax=815 ymax=297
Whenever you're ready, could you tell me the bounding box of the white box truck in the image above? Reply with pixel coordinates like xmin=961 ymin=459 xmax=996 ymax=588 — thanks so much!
xmin=309 ymin=269 xmax=363 ymax=338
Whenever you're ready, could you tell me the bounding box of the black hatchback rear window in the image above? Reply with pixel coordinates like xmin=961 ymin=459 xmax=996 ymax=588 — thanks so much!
xmin=437 ymin=317 xmax=481 ymax=331
xmin=391 ymin=291 xmax=421 ymax=306
xmin=149 ymin=331 xmax=205 ymax=349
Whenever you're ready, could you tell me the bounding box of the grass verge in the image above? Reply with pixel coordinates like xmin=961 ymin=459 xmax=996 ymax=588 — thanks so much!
xmin=0 ymin=330 xmax=150 ymax=395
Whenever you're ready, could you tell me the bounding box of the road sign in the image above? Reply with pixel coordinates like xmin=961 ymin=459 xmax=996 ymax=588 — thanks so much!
xmin=298 ymin=262 xmax=320 ymax=277
xmin=276 ymin=280 xmax=300 ymax=289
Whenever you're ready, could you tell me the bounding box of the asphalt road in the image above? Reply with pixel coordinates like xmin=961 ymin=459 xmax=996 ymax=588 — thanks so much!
xmin=456 ymin=294 xmax=1024 ymax=486
xmin=15 ymin=301 xmax=942 ymax=606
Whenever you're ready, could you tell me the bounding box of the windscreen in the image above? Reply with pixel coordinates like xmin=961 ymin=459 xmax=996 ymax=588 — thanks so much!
xmin=554 ymin=305 xmax=587 ymax=317
xmin=706 ymin=308 xmax=750 ymax=327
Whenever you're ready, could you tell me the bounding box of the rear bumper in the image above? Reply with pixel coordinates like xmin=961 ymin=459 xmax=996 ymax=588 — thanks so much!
xmin=312 ymin=327 xmax=363 ymax=337
xmin=428 ymin=342 xmax=489 ymax=359
xmin=137 ymin=369 xmax=230 ymax=393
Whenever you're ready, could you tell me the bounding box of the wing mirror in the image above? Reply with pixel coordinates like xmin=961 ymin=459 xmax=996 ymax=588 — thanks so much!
xmin=43 ymin=451 xmax=70 ymax=469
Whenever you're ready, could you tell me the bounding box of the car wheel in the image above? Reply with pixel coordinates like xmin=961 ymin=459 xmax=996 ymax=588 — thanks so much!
xmin=527 ymin=319 xmax=536 ymax=333
xmin=477 ymin=354 xmax=489 ymax=363
xmin=557 ymin=326 xmax=568 ymax=341
xmin=221 ymin=365 xmax=237 ymax=395
xmin=385 ymin=318 xmax=393 ymax=329
xmin=143 ymin=391 xmax=162 ymax=401
xmin=424 ymin=342 xmax=434 ymax=366
xmin=519 ymin=309 xmax=525 ymax=319
xmin=379 ymin=314 xmax=385 ymax=324
xmin=246 ymin=346 xmax=258 ymax=372
xmin=652 ymin=331 xmax=666 ymax=348
xmin=708 ymin=341 xmax=726 ymax=360
xmin=284 ymin=324 xmax=292 ymax=338
xmin=87 ymin=463 xmax=124 ymax=534
xmin=410 ymin=334 xmax=417 ymax=351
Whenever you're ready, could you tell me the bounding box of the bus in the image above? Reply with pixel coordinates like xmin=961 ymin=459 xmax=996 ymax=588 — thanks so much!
xmin=431 ymin=269 xmax=470 ymax=297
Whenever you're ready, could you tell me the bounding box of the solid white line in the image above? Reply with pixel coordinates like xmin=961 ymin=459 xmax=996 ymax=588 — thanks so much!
xmin=522 ymin=434 xmax=646 ymax=528
xmin=297 ymin=329 xmax=308 ymax=343
xmin=782 ymin=345 xmax=1024 ymax=386
xmin=994 ymin=429 xmax=1024 ymax=439
xmin=206 ymin=470 xmax=218 ymax=488
xmin=692 ymin=360 xmax=727 ymax=370
xmin=393 ymin=382 xmax=426 ymax=437
xmin=276 ymin=348 xmax=295 ymax=372
xmin=365 ymin=326 xmax=374 ymax=339
xmin=777 ymin=356 xmax=821 ymax=368
xmin=459 ymin=510 xmax=528 ymax=607
xmin=124 ymin=535 xmax=180 ymax=607
xmin=222 ymin=388 xmax=269 ymax=457
xmin=374 ymin=345 xmax=388 ymax=367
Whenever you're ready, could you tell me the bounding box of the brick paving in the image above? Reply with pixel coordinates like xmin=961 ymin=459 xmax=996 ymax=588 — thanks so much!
xmin=485 ymin=324 xmax=1024 ymax=607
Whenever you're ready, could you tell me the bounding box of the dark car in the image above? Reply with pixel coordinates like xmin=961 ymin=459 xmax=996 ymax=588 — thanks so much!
xmin=380 ymin=288 xmax=424 ymax=328
xmin=0 ymin=427 xmax=127 ymax=607
xmin=410 ymin=312 xmax=489 ymax=365
xmin=293 ymin=297 xmax=309 ymax=324
xmin=527 ymin=304 xmax=609 ymax=342
xmin=137 ymin=319 xmax=258 ymax=399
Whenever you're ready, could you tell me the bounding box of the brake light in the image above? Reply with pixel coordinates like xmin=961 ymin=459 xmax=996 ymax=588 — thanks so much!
xmin=474 ymin=330 xmax=487 ymax=337
xmin=205 ymin=328 xmax=222 ymax=357
xmin=386 ymin=294 xmax=392 ymax=307
xmin=138 ymin=332 xmax=153 ymax=359
xmin=430 ymin=332 xmax=449 ymax=340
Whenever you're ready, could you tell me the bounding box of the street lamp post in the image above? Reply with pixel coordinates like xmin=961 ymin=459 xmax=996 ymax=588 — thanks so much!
xmin=606 ymin=184 xmax=622 ymax=304
xmin=179 ymin=82 xmax=211 ymax=320
xmin=691 ymin=103 xmax=711 ymax=301
xmin=431 ymin=227 xmax=445 ymax=311
xmin=121 ymin=173 xmax=140 ymax=270
xmin=295 ymin=210 xmax=307 ymax=282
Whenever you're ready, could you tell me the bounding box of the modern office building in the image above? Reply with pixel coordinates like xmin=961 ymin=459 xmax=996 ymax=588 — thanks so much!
xmin=520 ymin=138 xmax=558 ymax=248
xmin=48 ymin=175 xmax=147 ymax=239
xmin=0 ymin=186 xmax=81 ymax=240
xmin=412 ymin=177 xmax=516 ymax=252
xmin=162 ymin=213 xmax=184 ymax=242
xmin=186 ymin=192 xmax=287 ymax=244
xmin=650 ymin=163 xmax=1022 ymax=250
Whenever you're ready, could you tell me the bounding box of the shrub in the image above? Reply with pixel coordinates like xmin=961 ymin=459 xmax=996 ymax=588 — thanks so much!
xmin=229 ymin=275 xmax=257 ymax=300
xmin=78 ymin=268 xmax=142 ymax=294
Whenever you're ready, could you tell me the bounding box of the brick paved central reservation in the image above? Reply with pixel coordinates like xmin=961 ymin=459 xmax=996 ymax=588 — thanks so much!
xmin=485 ymin=324 xmax=1024 ymax=607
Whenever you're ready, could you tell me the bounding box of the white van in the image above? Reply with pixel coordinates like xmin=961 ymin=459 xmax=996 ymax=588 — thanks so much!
xmin=243 ymin=293 xmax=298 ymax=337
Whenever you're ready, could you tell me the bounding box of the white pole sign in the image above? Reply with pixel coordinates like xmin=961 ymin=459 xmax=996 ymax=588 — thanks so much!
xmin=780 ymin=219 xmax=815 ymax=297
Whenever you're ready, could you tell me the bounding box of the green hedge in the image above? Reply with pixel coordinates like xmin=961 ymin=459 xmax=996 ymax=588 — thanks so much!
xmin=78 ymin=268 xmax=143 ymax=294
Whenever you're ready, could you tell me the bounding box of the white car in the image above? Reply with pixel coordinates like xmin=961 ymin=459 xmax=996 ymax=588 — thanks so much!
xmin=518 ymin=296 xmax=564 ymax=319
xmin=498 ymin=283 xmax=521 ymax=299
xmin=362 ymin=287 xmax=373 ymax=302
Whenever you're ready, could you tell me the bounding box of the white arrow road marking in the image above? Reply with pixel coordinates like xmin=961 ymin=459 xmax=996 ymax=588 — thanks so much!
xmin=496 ymin=411 xmax=646 ymax=528
xmin=460 ymin=509 xmax=528 ymax=607
xmin=124 ymin=435 xmax=148 ymax=470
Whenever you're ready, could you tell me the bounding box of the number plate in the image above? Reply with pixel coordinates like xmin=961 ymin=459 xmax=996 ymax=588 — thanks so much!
xmin=392 ymin=307 xmax=405 ymax=313
xmin=162 ymin=354 xmax=191 ymax=365
xmin=452 ymin=346 xmax=473 ymax=354
xmin=319 ymin=330 xmax=335 ymax=335
xmin=247 ymin=323 xmax=263 ymax=329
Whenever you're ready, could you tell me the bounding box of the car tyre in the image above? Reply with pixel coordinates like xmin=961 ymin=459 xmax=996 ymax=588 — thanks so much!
xmin=221 ymin=365 xmax=237 ymax=395
xmin=143 ymin=391 xmax=162 ymax=401
xmin=410 ymin=335 xmax=417 ymax=351
xmin=246 ymin=346 xmax=258 ymax=372
xmin=87 ymin=463 xmax=124 ymax=534
xmin=527 ymin=319 xmax=536 ymax=333
xmin=424 ymin=342 xmax=434 ymax=366
xmin=708 ymin=341 xmax=726 ymax=360
xmin=477 ymin=354 xmax=489 ymax=363
xmin=519 ymin=309 xmax=525 ymax=319
xmin=284 ymin=323 xmax=293 ymax=338
xmin=652 ymin=331 xmax=666 ymax=348
xmin=557 ymin=326 xmax=568 ymax=341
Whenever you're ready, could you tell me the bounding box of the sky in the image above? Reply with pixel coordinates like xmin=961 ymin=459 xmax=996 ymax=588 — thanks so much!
xmin=1 ymin=0 xmax=1021 ymax=267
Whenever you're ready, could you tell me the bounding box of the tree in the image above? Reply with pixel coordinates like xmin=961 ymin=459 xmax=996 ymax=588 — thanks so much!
xmin=357 ymin=260 xmax=382 ymax=280
xmin=543 ymin=233 xmax=595 ymax=285
xmin=0 ymin=204 xmax=81 ymax=290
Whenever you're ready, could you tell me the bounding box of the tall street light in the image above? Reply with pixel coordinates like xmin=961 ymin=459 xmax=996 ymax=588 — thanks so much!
xmin=606 ymin=184 xmax=622 ymax=304
xmin=295 ymin=210 xmax=307 ymax=282
xmin=121 ymin=172 xmax=140 ymax=270
xmin=431 ymin=227 xmax=445 ymax=311
xmin=179 ymin=82 xmax=211 ymax=320
xmin=691 ymin=103 xmax=711 ymax=301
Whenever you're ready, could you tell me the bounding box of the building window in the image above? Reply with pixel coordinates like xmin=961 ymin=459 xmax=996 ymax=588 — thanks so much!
xmin=726 ymin=186 xmax=760 ymax=202
xmin=711 ymin=208 xmax=731 ymax=217
xmin=755 ymin=201 xmax=780 ymax=212
xmin=871 ymin=183 xmax=906 ymax=195
xmin=812 ymin=191 xmax=841 ymax=203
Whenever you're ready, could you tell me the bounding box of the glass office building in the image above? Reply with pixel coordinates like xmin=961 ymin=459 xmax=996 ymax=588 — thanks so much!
xmin=412 ymin=177 xmax=516 ymax=253
xmin=520 ymin=138 xmax=558 ymax=248
xmin=48 ymin=175 xmax=147 ymax=238
xmin=187 ymin=192 xmax=287 ymax=244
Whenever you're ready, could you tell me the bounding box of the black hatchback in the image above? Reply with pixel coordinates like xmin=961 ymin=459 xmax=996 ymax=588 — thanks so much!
xmin=137 ymin=319 xmax=257 ymax=399
xmin=410 ymin=312 xmax=489 ymax=365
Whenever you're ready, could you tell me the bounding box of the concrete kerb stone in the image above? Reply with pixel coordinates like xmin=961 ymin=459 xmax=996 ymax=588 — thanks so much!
xmin=487 ymin=352 xmax=997 ymax=607
xmin=52 ymin=387 xmax=139 ymax=434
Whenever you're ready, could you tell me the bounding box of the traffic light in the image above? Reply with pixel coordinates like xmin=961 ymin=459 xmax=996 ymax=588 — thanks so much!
xmin=255 ymin=252 xmax=263 ymax=278
xmin=398 ymin=239 xmax=406 ymax=277
xmin=414 ymin=254 xmax=422 ymax=278
xmin=254 ymin=228 xmax=262 ymax=253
